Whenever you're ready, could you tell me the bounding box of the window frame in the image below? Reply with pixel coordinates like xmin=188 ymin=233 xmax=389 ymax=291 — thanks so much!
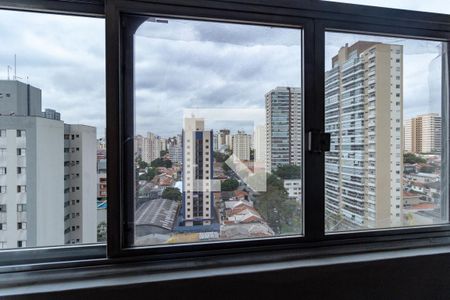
xmin=107 ymin=0 xmax=450 ymax=259
xmin=0 ymin=0 xmax=445 ymax=272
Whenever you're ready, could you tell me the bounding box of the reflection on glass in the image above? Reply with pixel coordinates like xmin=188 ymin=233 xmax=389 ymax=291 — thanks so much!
xmin=0 ymin=10 xmax=106 ymax=249
xmin=325 ymin=32 xmax=448 ymax=232
xmin=133 ymin=18 xmax=303 ymax=246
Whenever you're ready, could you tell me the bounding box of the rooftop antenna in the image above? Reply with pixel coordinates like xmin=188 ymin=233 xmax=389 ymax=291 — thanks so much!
xmin=14 ymin=54 xmax=16 ymax=80
xmin=7 ymin=65 xmax=12 ymax=80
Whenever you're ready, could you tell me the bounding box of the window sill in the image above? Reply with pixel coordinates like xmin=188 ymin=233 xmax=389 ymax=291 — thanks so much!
xmin=1 ymin=242 xmax=450 ymax=297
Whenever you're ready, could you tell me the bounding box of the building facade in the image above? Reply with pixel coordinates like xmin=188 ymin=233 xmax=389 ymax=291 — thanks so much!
xmin=324 ymin=41 xmax=403 ymax=230
xmin=63 ymin=124 xmax=97 ymax=244
xmin=0 ymin=80 xmax=64 ymax=248
xmin=265 ymin=86 xmax=302 ymax=172
xmin=232 ymin=131 xmax=251 ymax=161
xmin=404 ymin=113 xmax=441 ymax=154
xmin=182 ymin=117 xmax=214 ymax=227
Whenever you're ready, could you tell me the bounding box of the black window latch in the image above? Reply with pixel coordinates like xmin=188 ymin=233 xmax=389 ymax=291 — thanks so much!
xmin=308 ymin=130 xmax=331 ymax=153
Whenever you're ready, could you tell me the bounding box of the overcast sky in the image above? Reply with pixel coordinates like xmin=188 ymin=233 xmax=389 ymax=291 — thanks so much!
xmin=0 ymin=3 xmax=446 ymax=139
xmin=0 ymin=10 xmax=105 ymax=137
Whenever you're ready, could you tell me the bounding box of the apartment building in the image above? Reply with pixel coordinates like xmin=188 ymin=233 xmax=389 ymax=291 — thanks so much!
xmin=254 ymin=125 xmax=266 ymax=164
xmin=182 ymin=117 xmax=214 ymax=227
xmin=0 ymin=80 xmax=64 ymax=248
xmin=404 ymin=113 xmax=441 ymax=154
xmin=265 ymin=86 xmax=302 ymax=172
xmin=325 ymin=41 xmax=403 ymax=229
xmin=142 ymin=132 xmax=162 ymax=164
xmin=168 ymin=134 xmax=182 ymax=164
xmin=63 ymin=124 xmax=97 ymax=244
xmin=232 ymin=131 xmax=251 ymax=161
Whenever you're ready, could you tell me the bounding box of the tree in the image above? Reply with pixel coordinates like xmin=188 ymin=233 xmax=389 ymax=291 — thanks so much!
xmin=162 ymin=187 xmax=182 ymax=201
xmin=151 ymin=157 xmax=172 ymax=168
xmin=404 ymin=153 xmax=426 ymax=164
xmin=254 ymin=174 xmax=301 ymax=235
xmin=136 ymin=158 xmax=148 ymax=170
xmin=250 ymin=149 xmax=255 ymax=161
xmin=138 ymin=167 xmax=157 ymax=181
xmin=221 ymin=178 xmax=239 ymax=191
xmin=274 ymin=165 xmax=301 ymax=179
xmin=97 ymin=221 xmax=107 ymax=242
xmin=160 ymin=150 xmax=168 ymax=157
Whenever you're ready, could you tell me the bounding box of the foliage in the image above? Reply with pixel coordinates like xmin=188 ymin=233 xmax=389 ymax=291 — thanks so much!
xmin=136 ymin=158 xmax=148 ymax=170
xmin=97 ymin=221 xmax=107 ymax=242
xmin=274 ymin=165 xmax=301 ymax=180
xmin=160 ymin=150 xmax=168 ymax=157
xmin=162 ymin=187 xmax=182 ymax=201
xmin=404 ymin=153 xmax=426 ymax=164
xmin=250 ymin=149 xmax=255 ymax=161
xmin=254 ymin=174 xmax=301 ymax=235
xmin=138 ymin=167 xmax=157 ymax=181
xmin=151 ymin=157 xmax=172 ymax=168
xmin=221 ymin=178 xmax=239 ymax=191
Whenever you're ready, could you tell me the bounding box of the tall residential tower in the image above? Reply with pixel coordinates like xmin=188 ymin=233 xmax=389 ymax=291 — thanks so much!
xmin=325 ymin=41 xmax=403 ymax=230
xmin=265 ymin=87 xmax=302 ymax=172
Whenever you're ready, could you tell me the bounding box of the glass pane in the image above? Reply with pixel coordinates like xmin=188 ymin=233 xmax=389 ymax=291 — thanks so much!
xmin=133 ymin=17 xmax=302 ymax=246
xmin=0 ymin=10 xmax=105 ymax=248
xmin=323 ymin=0 xmax=450 ymax=15
xmin=325 ymin=32 xmax=448 ymax=232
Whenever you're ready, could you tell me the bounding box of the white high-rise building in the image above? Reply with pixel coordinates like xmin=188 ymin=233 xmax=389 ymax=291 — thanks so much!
xmin=254 ymin=125 xmax=266 ymax=164
xmin=182 ymin=117 xmax=214 ymax=227
xmin=324 ymin=41 xmax=403 ymax=229
xmin=168 ymin=134 xmax=183 ymax=164
xmin=63 ymin=124 xmax=97 ymax=244
xmin=142 ymin=132 xmax=160 ymax=164
xmin=232 ymin=131 xmax=251 ymax=161
xmin=0 ymin=80 xmax=64 ymax=248
xmin=265 ymin=87 xmax=302 ymax=172
xmin=404 ymin=113 xmax=441 ymax=154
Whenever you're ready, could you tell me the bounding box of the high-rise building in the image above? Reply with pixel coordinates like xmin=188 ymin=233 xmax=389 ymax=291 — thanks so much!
xmin=325 ymin=41 xmax=403 ymax=229
xmin=232 ymin=131 xmax=251 ymax=161
xmin=63 ymin=124 xmax=97 ymax=244
xmin=0 ymin=80 xmax=64 ymax=248
xmin=168 ymin=134 xmax=182 ymax=164
xmin=404 ymin=113 xmax=441 ymax=154
xmin=182 ymin=117 xmax=214 ymax=227
xmin=218 ymin=129 xmax=231 ymax=150
xmin=265 ymin=86 xmax=302 ymax=172
xmin=142 ymin=132 xmax=160 ymax=164
xmin=254 ymin=125 xmax=266 ymax=164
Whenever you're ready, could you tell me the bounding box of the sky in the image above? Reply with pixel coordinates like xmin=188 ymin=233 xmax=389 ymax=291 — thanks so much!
xmin=0 ymin=10 xmax=105 ymax=137
xmin=0 ymin=3 xmax=446 ymax=139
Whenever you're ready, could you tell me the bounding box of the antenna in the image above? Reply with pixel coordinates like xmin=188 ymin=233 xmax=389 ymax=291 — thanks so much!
xmin=14 ymin=54 xmax=16 ymax=80
xmin=7 ymin=65 xmax=12 ymax=80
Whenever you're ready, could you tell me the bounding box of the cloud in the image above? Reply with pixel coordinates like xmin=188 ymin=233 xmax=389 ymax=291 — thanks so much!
xmin=134 ymin=19 xmax=301 ymax=136
xmin=0 ymin=10 xmax=105 ymax=137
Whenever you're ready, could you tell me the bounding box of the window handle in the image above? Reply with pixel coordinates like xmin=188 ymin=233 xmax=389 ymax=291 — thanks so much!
xmin=308 ymin=130 xmax=330 ymax=153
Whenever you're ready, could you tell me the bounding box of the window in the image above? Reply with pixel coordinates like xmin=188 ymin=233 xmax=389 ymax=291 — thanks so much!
xmin=0 ymin=8 xmax=106 ymax=253
xmin=133 ymin=17 xmax=303 ymax=246
xmin=16 ymin=148 xmax=25 ymax=156
xmin=0 ymin=223 xmax=6 ymax=230
xmin=0 ymin=0 xmax=446 ymax=282
xmin=325 ymin=31 xmax=448 ymax=232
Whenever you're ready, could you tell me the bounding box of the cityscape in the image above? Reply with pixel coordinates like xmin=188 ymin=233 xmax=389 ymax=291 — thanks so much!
xmin=0 ymin=34 xmax=444 ymax=248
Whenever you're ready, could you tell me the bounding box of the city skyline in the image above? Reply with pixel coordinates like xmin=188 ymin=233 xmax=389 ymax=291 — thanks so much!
xmin=0 ymin=10 xmax=443 ymax=138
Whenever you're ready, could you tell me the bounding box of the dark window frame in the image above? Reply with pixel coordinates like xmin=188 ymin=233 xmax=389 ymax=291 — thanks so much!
xmin=0 ymin=0 xmax=445 ymax=272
